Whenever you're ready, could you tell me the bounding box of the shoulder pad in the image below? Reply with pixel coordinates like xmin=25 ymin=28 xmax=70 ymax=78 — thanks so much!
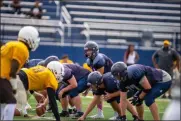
xmin=86 ymin=58 xmax=91 ymax=66
xmin=93 ymin=54 xmax=105 ymax=66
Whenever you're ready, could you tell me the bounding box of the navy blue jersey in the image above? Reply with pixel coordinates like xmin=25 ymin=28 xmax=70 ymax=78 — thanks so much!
xmin=86 ymin=53 xmax=113 ymax=73
xmin=120 ymin=64 xmax=163 ymax=92
xmin=62 ymin=64 xmax=90 ymax=84
xmin=94 ymin=72 xmax=120 ymax=95
xmin=23 ymin=59 xmax=43 ymax=68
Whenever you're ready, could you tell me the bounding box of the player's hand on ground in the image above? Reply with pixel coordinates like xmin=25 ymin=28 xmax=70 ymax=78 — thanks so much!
xmin=104 ymin=92 xmax=112 ymax=101
xmin=77 ymin=116 xmax=85 ymax=121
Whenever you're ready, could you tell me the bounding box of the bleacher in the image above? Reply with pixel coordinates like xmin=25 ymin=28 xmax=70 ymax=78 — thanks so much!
xmin=64 ymin=0 xmax=180 ymax=47
xmin=1 ymin=0 xmax=61 ymax=43
xmin=1 ymin=0 xmax=180 ymax=48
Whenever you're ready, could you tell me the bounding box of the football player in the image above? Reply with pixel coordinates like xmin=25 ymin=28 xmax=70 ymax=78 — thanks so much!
xmin=84 ymin=41 xmax=115 ymax=119
xmin=0 ymin=26 xmax=40 ymax=120
xmin=78 ymin=71 xmax=139 ymax=121
xmin=15 ymin=58 xmax=45 ymax=117
xmin=15 ymin=64 xmax=60 ymax=121
xmin=111 ymin=62 xmax=172 ymax=121
xmin=46 ymin=61 xmax=90 ymax=118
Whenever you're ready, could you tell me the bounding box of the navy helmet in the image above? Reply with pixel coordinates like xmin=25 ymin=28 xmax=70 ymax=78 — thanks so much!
xmin=87 ymin=71 xmax=103 ymax=86
xmin=84 ymin=41 xmax=99 ymax=59
xmin=111 ymin=61 xmax=128 ymax=82
xmin=44 ymin=55 xmax=59 ymax=66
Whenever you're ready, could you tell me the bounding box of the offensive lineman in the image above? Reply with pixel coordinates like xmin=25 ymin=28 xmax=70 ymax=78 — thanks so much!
xmin=15 ymin=64 xmax=61 ymax=121
xmin=45 ymin=61 xmax=90 ymax=118
xmin=111 ymin=62 xmax=172 ymax=120
xmin=15 ymin=58 xmax=45 ymax=117
xmin=78 ymin=71 xmax=139 ymax=121
xmin=0 ymin=26 xmax=40 ymax=120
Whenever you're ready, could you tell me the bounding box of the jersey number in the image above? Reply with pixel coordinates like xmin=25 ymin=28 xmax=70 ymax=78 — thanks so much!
xmin=32 ymin=67 xmax=44 ymax=73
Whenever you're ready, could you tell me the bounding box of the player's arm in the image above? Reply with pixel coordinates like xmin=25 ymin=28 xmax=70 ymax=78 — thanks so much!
xmin=61 ymin=75 xmax=77 ymax=94
xmin=46 ymin=87 xmax=60 ymax=121
xmin=172 ymin=50 xmax=181 ymax=70
xmin=82 ymin=87 xmax=91 ymax=96
xmin=9 ymin=59 xmax=20 ymax=93
xmin=78 ymin=95 xmax=101 ymax=120
xmin=97 ymin=66 xmax=104 ymax=75
xmin=10 ymin=59 xmax=19 ymax=78
xmin=139 ymin=76 xmax=152 ymax=99
xmin=120 ymin=91 xmax=127 ymax=116
xmin=104 ymin=91 xmax=120 ymax=101
xmin=152 ymin=51 xmax=159 ymax=68
xmin=33 ymin=91 xmax=46 ymax=103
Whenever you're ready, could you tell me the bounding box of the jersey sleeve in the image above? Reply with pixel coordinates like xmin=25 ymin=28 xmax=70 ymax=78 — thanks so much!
xmin=128 ymin=66 xmax=145 ymax=84
xmin=12 ymin=44 xmax=29 ymax=67
xmin=62 ymin=68 xmax=73 ymax=83
xmin=93 ymin=56 xmax=106 ymax=70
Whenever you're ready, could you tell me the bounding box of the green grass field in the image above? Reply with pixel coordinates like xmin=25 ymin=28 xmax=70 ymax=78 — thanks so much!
xmin=14 ymin=95 xmax=170 ymax=120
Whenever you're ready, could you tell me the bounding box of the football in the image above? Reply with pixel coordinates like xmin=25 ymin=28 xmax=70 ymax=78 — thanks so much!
xmin=36 ymin=103 xmax=46 ymax=116
xmin=14 ymin=109 xmax=21 ymax=116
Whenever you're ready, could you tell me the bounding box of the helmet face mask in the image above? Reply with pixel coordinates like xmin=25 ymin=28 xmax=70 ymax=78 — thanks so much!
xmin=47 ymin=61 xmax=65 ymax=83
xmin=84 ymin=41 xmax=99 ymax=59
xmin=31 ymin=37 xmax=40 ymax=51
xmin=52 ymin=71 xmax=64 ymax=83
xmin=112 ymin=73 xmax=121 ymax=81
xmin=84 ymin=48 xmax=93 ymax=58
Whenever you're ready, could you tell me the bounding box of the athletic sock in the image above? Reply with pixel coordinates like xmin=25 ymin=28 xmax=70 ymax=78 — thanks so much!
xmin=3 ymin=104 xmax=16 ymax=120
xmin=0 ymin=104 xmax=6 ymax=120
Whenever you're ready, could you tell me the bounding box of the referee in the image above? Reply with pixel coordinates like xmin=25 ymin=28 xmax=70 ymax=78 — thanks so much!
xmin=152 ymin=40 xmax=180 ymax=99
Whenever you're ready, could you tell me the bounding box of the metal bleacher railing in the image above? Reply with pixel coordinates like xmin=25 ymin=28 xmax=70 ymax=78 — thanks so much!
xmin=1 ymin=0 xmax=180 ymax=51
xmin=60 ymin=0 xmax=181 ymax=50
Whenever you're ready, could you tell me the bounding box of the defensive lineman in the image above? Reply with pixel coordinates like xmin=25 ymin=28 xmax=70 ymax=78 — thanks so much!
xmin=0 ymin=26 xmax=40 ymax=120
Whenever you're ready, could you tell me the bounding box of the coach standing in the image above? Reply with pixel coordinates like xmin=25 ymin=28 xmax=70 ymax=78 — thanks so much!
xmin=152 ymin=40 xmax=180 ymax=99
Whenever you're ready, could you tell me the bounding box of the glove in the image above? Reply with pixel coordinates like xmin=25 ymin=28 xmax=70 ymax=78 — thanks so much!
xmin=129 ymin=96 xmax=143 ymax=106
xmin=9 ymin=77 xmax=18 ymax=94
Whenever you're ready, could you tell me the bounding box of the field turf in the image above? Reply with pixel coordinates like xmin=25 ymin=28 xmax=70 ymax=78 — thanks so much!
xmin=14 ymin=95 xmax=170 ymax=120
